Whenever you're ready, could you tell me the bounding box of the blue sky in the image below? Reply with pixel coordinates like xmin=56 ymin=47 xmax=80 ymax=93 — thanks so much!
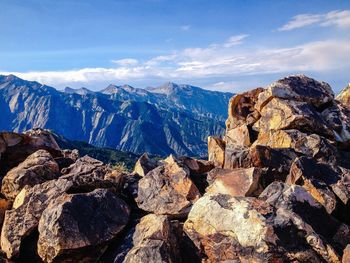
xmin=0 ymin=0 xmax=350 ymax=93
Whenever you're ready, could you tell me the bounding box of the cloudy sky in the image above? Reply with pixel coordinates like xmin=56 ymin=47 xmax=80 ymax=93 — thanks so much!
xmin=0 ymin=0 xmax=349 ymax=93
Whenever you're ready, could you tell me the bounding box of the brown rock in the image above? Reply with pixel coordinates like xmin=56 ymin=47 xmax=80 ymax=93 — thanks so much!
xmin=133 ymin=153 xmax=159 ymax=176
xmin=123 ymin=214 xmax=181 ymax=263
xmin=226 ymin=87 xmax=264 ymax=130
xmin=343 ymin=244 xmax=350 ymax=263
xmin=337 ymin=84 xmax=350 ymax=108
xmin=207 ymin=136 xmax=225 ymax=167
xmin=255 ymin=74 xmax=334 ymax=111
xmin=206 ymin=167 xmax=263 ymax=197
xmin=253 ymin=97 xmax=330 ymax=137
xmin=37 ymin=189 xmax=130 ymax=263
xmin=1 ymin=150 xmax=59 ymax=201
xmin=224 ymin=124 xmax=251 ymax=147
xmin=136 ymin=155 xmax=200 ymax=217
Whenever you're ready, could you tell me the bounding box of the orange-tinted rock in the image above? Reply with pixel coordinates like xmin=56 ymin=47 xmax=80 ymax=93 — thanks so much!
xmin=206 ymin=167 xmax=263 ymax=197
xmin=343 ymin=244 xmax=350 ymax=263
xmin=226 ymin=87 xmax=264 ymax=131
xmin=133 ymin=153 xmax=159 ymax=177
xmin=208 ymin=136 xmax=225 ymax=167
xmin=225 ymin=124 xmax=251 ymax=147
xmin=337 ymin=84 xmax=350 ymax=108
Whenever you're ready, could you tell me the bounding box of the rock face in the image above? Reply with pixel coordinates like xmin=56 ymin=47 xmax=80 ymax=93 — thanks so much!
xmin=1 ymin=150 xmax=59 ymax=200
xmin=337 ymin=84 xmax=350 ymax=108
xmin=0 ymin=74 xmax=349 ymax=263
xmin=136 ymin=156 xmax=201 ymax=217
xmin=37 ymin=189 xmax=130 ymax=263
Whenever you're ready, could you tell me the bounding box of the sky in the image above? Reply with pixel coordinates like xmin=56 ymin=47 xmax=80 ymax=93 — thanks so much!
xmin=0 ymin=0 xmax=350 ymax=93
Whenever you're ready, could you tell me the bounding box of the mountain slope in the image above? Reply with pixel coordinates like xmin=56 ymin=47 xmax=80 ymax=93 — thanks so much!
xmin=0 ymin=75 xmax=232 ymax=157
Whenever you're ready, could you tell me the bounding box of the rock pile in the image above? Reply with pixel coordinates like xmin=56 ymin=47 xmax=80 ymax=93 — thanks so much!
xmin=0 ymin=75 xmax=349 ymax=262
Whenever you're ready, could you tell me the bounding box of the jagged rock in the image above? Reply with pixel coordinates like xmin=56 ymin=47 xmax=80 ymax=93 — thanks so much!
xmin=206 ymin=167 xmax=263 ymax=197
xmin=0 ymin=130 xmax=62 ymax=177
xmin=123 ymin=214 xmax=181 ymax=263
xmin=253 ymin=129 xmax=338 ymax=164
xmin=207 ymin=136 xmax=225 ymax=168
xmin=321 ymin=102 xmax=350 ymax=144
xmin=226 ymin=87 xmax=264 ymax=130
xmin=54 ymin=149 xmax=79 ymax=171
xmin=255 ymin=75 xmax=334 ymax=111
xmin=337 ymin=84 xmax=350 ymax=108
xmin=1 ymin=156 xmax=114 ymax=259
xmin=61 ymin=155 xmax=104 ymax=175
xmin=0 ymin=199 xmax=10 ymax=227
xmin=224 ymin=124 xmax=251 ymax=146
xmin=343 ymin=244 xmax=350 ymax=263
xmin=260 ymin=182 xmax=350 ymax=262
xmin=1 ymin=150 xmax=59 ymax=201
xmin=37 ymin=189 xmax=130 ymax=263
xmin=133 ymin=153 xmax=159 ymax=176
xmin=136 ymin=156 xmax=200 ymax=217
xmin=253 ymin=97 xmax=330 ymax=137
xmin=185 ymin=183 xmax=349 ymax=263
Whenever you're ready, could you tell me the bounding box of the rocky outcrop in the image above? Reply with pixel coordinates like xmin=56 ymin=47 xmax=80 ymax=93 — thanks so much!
xmin=133 ymin=153 xmax=158 ymax=176
xmin=337 ymin=84 xmax=350 ymax=108
xmin=1 ymin=150 xmax=59 ymax=200
xmin=136 ymin=155 xmax=201 ymax=217
xmin=37 ymin=189 xmax=130 ymax=263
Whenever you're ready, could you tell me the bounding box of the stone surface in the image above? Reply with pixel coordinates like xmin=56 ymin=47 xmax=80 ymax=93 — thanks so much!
xmin=207 ymin=136 xmax=225 ymax=168
xmin=1 ymin=150 xmax=59 ymax=201
xmin=255 ymin=74 xmax=334 ymax=110
xmin=226 ymin=87 xmax=264 ymax=130
xmin=133 ymin=153 xmax=159 ymax=177
xmin=343 ymin=244 xmax=350 ymax=263
xmin=337 ymin=84 xmax=350 ymax=108
xmin=206 ymin=167 xmax=263 ymax=197
xmin=37 ymin=189 xmax=130 ymax=263
xmin=123 ymin=214 xmax=181 ymax=263
xmin=136 ymin=156 xmax=200 ymax=217
xmin=224 ymin=124 xmax=251 ymax=147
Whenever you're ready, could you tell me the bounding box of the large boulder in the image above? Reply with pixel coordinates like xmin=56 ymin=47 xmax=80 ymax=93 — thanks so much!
xmin=123 ymin=214 xmax=181 ymax=263
xmin=1 ymin=150 xmax=59 ymax=201
xmin=185 ymin=183 xmax=349 ymax=262
xmin=255 ymin=74 xmax=334 ymax=110
xmin=37 ymin=189 xmax=130 ymax=263
xmin=207 ymin=136 xmax=225 ymax=168
xmin=0 ymin=129 xmax=62 ymax=177
xmin=206 ymin=167 xmax=263 ymax=197
xmin=0 ymin=156 xmax=115 ymax=259
xmin=136 ymin=155 xmax=200 ymax=217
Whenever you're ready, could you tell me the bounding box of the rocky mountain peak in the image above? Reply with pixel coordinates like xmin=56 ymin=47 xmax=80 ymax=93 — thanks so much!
xmin=337 ymin=83 xmax=350 ymax=108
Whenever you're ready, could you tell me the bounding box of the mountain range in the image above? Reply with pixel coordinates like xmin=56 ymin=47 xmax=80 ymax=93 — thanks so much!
xmin=0 ymin=75 xmax=233 ymax=157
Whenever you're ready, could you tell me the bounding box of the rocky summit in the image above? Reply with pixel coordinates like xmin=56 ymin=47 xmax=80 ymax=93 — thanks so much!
xmin=0 ymin=74 xmax=349 ymax=262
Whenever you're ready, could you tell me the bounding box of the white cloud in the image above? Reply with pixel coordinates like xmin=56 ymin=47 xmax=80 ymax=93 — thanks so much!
xmin=223 ymin=34 xmax=249 ymax=47
xmin=180 ymin=25 xmax=191 ymax=31
xmin=278 ymin=9 xmax=350 ymax=31
xmin=2 ymin=35 xmax=350 ymax=91
xmin=111 ymin=58 xmax=139 ymax=66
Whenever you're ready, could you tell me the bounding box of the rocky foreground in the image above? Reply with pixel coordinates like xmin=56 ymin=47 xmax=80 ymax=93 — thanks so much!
xmin=0 ymin=75 xmax=349 ymax=262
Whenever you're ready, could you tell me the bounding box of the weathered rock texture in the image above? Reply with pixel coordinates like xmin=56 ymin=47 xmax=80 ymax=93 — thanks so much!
xmin=0 ymin=75 xmax=349 ymax=263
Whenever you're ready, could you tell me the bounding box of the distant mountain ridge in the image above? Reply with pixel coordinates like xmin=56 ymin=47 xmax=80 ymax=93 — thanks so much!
xmin=0 ymin=75 xmax=233 ymax=157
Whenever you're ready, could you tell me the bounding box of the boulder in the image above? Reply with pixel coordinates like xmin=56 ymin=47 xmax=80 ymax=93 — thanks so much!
xmin=54 ymin=149 xmax=79 ymax=171
xmin=133 ymin=153 xmax=159 ymax=177
xmin=253 ymin=129 xmax=338 ymax=165
xmin=206 ymin=167 xmax=263 ymax=197
xmin=253 ymin=97 xmax=330 ymax=137
xmin=224 ymin=124 xmax=251 ymax=147
xmin=1 ymin=150 xmax=59 ymax=201
xmin=343 ymin=244 xmax=350 ymax=263
xmin=0 ymin=129 xmax=62 ymax=177
xmin=337 ymin=84 xmax=350 ymax=108
xmin=207 ymin=136 xmax=225 ymax=168
xmin=136 ymin=156 xmax=200 ymax=217
xmin=185 ymin=183 xmax=349 ymax=263
xmin=123 ymin=214 xmax=181 ymax=263
xmin=226 ymin=87 xmax=264 ymax=130
xmin=1 ymin=156 xmax=115 ymax=259
xmin=37 ymin=189 xmax=130 ymax=263
xmin=255 ymin=74 xmax=334 ymax=111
